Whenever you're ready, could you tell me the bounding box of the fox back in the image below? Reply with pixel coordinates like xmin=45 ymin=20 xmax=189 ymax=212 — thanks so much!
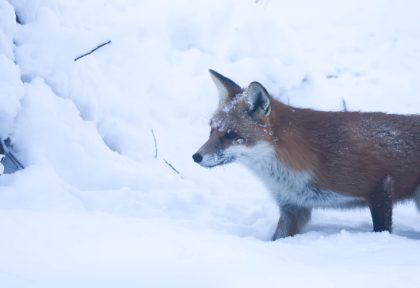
xmin=193 ymin=70 xmax=420 ymax=239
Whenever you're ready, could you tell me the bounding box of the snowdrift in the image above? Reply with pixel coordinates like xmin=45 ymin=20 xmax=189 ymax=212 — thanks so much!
xmin=0 ymin=0 xmax=420 ymax=287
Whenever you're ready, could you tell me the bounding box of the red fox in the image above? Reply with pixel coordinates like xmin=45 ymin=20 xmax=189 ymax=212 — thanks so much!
xmin=193 ymin=69 xmax=420 ymax=240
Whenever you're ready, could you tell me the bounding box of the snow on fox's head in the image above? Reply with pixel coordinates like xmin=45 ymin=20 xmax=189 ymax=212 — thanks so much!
xmin=192 ymin=70 xmax=273 ymax=168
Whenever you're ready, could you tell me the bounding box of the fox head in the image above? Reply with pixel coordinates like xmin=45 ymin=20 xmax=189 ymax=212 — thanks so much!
xmin=192 ymin=70 xmax=274 ymax=168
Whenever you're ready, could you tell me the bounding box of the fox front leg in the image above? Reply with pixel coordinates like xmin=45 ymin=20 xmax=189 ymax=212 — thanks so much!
xmin=273 ymin=204 xmax=312 ymax=240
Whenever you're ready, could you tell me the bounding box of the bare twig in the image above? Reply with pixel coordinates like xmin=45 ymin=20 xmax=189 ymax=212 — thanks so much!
xmin=164 ymin=159 xmax=182 ymax=178
xmin=151 ymin=129 xmax=158 ymax=158
xmin=74 ymin=40 xmax=111 ymax=62
xmin=7 ymin=152 xmax=24 ymax=170
xmin=326 ymin=75 xmax=339 ymax=79
xmin=150 ymin=130 xmax=182 ymax=178
xmin=1 ymin=139 xmax=24 ymax=170
xmin=342 ymin=98 xmax=348 ymax=112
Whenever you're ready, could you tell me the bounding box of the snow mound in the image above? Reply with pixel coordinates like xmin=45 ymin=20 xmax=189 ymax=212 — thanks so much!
xmin=1 ymin=0 xmax=420 ymax=286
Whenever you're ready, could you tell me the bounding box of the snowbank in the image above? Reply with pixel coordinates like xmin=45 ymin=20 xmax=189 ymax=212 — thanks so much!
xmin=0 ymin=0 xmax=420 ymax=287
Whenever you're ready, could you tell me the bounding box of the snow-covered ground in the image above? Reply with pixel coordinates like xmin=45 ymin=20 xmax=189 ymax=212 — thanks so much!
xmin=1 ymin=0 xmax=420 ymax=287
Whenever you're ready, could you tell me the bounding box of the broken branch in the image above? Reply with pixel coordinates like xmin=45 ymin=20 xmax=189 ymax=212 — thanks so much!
xmin=164 ymin=159 xmax=182 ymax=178
xmin=342 ymin=98 xmax=348 ymax=112
xmin=74 ymin=40 xmax=111 ymax=62
xmin=151 ymin=129 xmax=158 ymax=159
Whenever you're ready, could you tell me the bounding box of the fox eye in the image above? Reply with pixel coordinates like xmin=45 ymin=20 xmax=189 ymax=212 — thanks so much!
xmin=224 ymin=130 xmax=238 ymax=140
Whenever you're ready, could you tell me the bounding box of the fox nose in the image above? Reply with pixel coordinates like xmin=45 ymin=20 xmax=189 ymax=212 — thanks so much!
xmin=192 ymin=153 xmax=203 ymax=163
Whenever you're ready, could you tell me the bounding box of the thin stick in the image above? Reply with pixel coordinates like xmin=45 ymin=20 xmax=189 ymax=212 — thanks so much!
xmin=8 ymin=152 xmax=24 ymax=169
xmin=1 ymin=139 xmax=24 ymax=170
xmin=74 ymin=40 xmax=111 ymax=62
xmin=164 ymin=159 xmax=182 ymax=178
xmin=151 ymin=129 xmax=158 ymax=158
xmin=326 ymin=75 xmax=339 ymax=79
xmin=342 ymin=98 xmax=348 ymax=112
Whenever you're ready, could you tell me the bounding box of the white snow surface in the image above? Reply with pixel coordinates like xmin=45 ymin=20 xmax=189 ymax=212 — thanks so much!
xmin=1 ymin=0 xmax=420 ymax=287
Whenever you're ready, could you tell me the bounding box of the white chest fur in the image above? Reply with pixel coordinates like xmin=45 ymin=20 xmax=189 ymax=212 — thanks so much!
xmin=227 ymin=141 xmax=362 ymax=208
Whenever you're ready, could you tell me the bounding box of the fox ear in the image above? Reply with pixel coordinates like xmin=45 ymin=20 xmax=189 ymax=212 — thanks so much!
xmin=243 ymin=82 xmax=271 ymax=117
xmin=209 ymin=69 xmax=242 ymax=103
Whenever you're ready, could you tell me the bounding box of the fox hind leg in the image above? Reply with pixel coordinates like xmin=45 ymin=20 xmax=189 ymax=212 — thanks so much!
xmin=368 ymin=176 xmax=393 ymax=233
xmin=414 ymin=186 xmax=420 ymax=211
